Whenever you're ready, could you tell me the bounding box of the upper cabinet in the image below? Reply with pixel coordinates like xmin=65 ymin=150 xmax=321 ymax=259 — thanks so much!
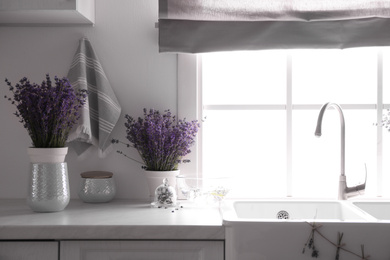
xmin=0 ymin=0 xmax=95 ymax=26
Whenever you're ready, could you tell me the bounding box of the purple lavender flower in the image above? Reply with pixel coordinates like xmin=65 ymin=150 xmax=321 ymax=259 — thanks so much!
xmin=119 ymin=109 xmax=200 ymax=171
xmin=4 ymin=74 xmax=88 ymax=148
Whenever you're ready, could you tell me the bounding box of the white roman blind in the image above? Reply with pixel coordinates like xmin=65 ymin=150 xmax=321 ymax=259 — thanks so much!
xmin=159 ymin=0 xmax=390 ymax=53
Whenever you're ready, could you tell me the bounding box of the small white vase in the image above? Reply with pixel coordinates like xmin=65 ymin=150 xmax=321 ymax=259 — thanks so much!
xmin=144 ymin=170 xmax=180 ymax=202
xmin=27 ymin=147 xmax=68 ymax=163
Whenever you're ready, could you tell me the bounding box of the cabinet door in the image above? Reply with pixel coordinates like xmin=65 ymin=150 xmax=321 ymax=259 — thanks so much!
xmin=61 ymin=240 xmax=224 ymax=260
xmin=0 ymin=241 xmax=58 ymax=260
xmin=0 ymin=0 xmax=95 ymax=25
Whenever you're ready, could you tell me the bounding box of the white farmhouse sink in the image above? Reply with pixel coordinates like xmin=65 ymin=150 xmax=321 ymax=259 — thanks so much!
xmin=221 ymin=200 xmax=389 ymax=260
xmin=353 ymin=201 xmax=390 ymax=220
xmin=223 ymin=200 xmax=371 ymax=221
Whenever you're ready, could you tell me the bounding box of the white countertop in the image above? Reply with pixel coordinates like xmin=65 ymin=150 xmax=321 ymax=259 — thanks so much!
xmin=0 ymin=199 xmax=224 ymax=240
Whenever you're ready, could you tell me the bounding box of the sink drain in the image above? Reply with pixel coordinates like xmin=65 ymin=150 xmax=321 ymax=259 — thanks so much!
xmin=276 ymin=210 xmax=290 ymax=219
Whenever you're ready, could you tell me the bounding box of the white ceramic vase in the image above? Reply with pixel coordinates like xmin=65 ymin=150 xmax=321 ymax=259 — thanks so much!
xmin=27 ymin=147 xmax=68 ymax=163
xmin=144 ymin=170 xmax=180 ymax=202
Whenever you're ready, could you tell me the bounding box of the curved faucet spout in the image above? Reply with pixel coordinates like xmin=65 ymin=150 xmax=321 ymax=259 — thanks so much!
xmin=315 ymin=102 xmax=345 ymax=177
xmin=315 ymin=102 xmax=366 ymax=200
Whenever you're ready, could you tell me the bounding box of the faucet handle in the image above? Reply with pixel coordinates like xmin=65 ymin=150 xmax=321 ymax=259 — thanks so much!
xmin=362 ymin=163 xmax=367 ymax=186
xmin=345 ymin=163 xmax=367 ymax=197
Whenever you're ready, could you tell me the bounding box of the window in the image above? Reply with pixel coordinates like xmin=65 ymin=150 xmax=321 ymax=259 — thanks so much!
xmin=178 ymin=48 xmax=390 ymax=199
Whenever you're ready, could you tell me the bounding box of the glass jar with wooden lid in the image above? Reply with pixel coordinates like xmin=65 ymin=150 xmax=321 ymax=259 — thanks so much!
xmin=78 ymin=171 xmax=116 ymax=203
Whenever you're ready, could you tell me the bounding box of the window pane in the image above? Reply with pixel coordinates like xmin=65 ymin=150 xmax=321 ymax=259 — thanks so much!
xmin=202 ymin=51 xmax=287 ymax=105
xmin=292 ymin=109 xmax=376 ymax=198
xmin=202 ymin=110 xmax=286 ymax=198
xmin=293 ymin=48 xmax=377 ymax=104
xmin=379 ymin=47 xmax=390 ymax=196
xmin=383 ymin=130 xmax=390 ymax=197
xmin=382 ymin=47 xmax=390 ymax=104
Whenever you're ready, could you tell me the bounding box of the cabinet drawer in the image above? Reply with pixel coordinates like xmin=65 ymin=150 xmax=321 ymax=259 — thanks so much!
xmin=61 ymin=240 xmax=224 ymax=260
xmin=0 ymin=241 xmax=58 ymax=260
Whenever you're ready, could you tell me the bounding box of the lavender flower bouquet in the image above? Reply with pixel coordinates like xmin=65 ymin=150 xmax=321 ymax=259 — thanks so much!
xmin=4 ymin=74 xmax=88 ymax=148
xmin=113 ymin=109 xmax=200 ymax=171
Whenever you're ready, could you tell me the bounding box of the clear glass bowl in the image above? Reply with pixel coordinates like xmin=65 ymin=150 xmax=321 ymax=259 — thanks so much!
xmin=176 ymin=175 xmax=231 ymax=204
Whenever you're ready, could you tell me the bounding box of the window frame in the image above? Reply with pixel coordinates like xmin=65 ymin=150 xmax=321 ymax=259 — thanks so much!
xmin=178 ymin=51 xmax=389 ymax=198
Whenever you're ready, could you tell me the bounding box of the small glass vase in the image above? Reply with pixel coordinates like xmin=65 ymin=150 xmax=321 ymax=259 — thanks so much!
xmin=151 ymin=178 xmax=177 ymax=208
xmin=27 ymin=163 xmax=70 ymax=212
xmin=144 ymin=170 xmax=180 ymax=202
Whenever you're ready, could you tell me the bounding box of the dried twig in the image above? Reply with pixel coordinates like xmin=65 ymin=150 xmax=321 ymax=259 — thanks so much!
xmin=335 ymin=232 xmax=344 ymax=260
xmin=305 ymin=222 xmax=371 ymax=260
xmin=302 ymin=223 xmax=322 ymax=258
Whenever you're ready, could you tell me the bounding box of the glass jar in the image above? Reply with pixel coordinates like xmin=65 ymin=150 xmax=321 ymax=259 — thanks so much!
xmin=152 ymin=178 xmax=177 ymax=207
xmin=78 ymin=171 xmax=116 ymax=203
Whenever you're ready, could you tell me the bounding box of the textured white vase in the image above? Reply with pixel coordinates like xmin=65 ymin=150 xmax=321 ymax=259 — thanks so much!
xmin=27 ymin=147 xmax=68 ymax=163
xmin=144 ymin=170 xmax=180 ymax=202
xmin=26 ymin=147 xmax=69 ymax=212
xmin=27 ymin=162 xmax=70 ymax=212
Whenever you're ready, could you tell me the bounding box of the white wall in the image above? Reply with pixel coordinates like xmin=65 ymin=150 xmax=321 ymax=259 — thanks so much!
xmin=0 ymin=0 xmax=177 ymax=200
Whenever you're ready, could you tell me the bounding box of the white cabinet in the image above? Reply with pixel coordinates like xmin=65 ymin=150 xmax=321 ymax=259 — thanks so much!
xmin=61 ymin=240 xmax=224 ymax=260
xmin=0 ymin=241 xmax=58 ymax=260
xmin=0 ymin=240 xmax=224 ymax=260
xmin=0 ymin=0 xmax=95 ymax=25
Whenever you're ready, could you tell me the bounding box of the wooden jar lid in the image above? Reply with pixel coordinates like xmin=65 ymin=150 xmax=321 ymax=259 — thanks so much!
xmin=80 ymin=171 xmax=113 ymax=179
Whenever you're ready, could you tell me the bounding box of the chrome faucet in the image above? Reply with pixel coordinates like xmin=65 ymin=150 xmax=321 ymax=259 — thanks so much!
xmin=315 ymin=102 xmax=366 ymax=200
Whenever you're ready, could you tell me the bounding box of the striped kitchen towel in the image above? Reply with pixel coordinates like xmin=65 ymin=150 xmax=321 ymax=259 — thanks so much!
xmin=67 ymin=37 xmax=121 ymax=156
